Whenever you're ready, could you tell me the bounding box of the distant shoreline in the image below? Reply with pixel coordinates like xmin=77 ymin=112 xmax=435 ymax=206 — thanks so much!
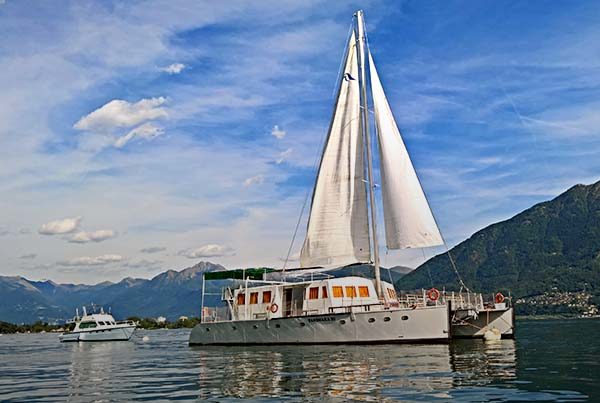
xmin=0 ymin=317 xmax=200 ymax=334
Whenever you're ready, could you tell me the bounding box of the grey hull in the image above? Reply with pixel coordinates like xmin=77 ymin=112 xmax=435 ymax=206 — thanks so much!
xmin=189 ymin=305 xmax=450 ymax=345
xmin=451 ymin=307 xmax=515 ymax=338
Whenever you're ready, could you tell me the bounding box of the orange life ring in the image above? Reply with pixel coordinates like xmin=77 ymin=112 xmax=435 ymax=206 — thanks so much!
xmin=495 ymin=292 xmax=505 ymax=304
xmin=427 ymin=288 xmax=440 ymax=301
xmin=270 ymin=303 xmax=279 ymax=313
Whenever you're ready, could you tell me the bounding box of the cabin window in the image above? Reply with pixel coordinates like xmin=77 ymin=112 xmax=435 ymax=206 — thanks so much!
xmin=237 ymin=293 xmax=245 ymax=305
xmin=263 ymin=291 xmax=272 ymax=303
xmin=358 ymin=286 xmax=370 ymax=297
xmin=387 ymin=288 xmax=398 ymax=299
xmin=79 ymin=322 xmax=97 ymax=329
xmin=250 ymin=292 xmax=259 ymax=304
xmin=322 ymin=286 xmax=328 ymax=298
xmin=309 ymin=287 xmax=319 ymax=299
xmin=345 ymin=286 xmax=357 ymax=298
xmin=332 ymin=286 xmax=344 ymax=298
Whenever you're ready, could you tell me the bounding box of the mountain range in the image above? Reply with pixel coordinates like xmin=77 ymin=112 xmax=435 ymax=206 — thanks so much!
xmin=0 ymin=262 xmax=223 ymax=324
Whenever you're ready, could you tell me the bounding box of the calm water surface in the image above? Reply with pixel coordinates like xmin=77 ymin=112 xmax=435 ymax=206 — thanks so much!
xmin=0 ymin=319 xmax=598 ymax=402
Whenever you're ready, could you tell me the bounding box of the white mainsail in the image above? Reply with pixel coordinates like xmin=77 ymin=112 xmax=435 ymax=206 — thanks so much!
xmin=368 ymin=51 xmax=444 ymax=249
xmin=300 ymin=32 xmax=371 ymax=268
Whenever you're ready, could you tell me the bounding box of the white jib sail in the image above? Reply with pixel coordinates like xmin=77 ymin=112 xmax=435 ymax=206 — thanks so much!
xmin=368 ymin=51 xmax=444 ymax=249
xmin=300 ymin=32 xmax=371 ymax=268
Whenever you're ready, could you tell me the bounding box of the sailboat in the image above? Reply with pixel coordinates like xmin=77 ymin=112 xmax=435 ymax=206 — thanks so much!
xmin=189 ymin=10 xmax=451 ymax=345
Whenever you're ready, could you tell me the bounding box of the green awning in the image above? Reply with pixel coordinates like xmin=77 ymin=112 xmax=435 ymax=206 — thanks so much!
xmin=204 ymin=267 xmax=276 ymax=281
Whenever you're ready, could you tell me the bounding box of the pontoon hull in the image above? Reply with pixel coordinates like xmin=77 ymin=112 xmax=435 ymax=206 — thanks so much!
xmin=451 ymin=306 xmax=515 ymax=338
xmin=189 ymin=305 xmax=450 ymax=345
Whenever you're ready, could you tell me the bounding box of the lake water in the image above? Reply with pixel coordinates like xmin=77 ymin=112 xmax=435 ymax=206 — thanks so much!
xmin=0 ymin=319 xmax=598 ymax=402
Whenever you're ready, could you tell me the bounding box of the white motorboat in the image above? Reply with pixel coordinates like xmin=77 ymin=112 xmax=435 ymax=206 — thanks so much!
xmin=190 ymin=10 xmax=453 ymax=346
xmin=59 ymin=306 xmax=136 ymax=342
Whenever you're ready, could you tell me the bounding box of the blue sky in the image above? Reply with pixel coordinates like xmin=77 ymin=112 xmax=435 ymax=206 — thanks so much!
xmin=1 ymin=1 xmax=599 ymax=283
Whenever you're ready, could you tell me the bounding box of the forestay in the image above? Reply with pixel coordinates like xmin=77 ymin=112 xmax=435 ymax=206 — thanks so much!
xmin=368 ymin=51 xmax=444 ymax=249
xmin=300 ymin=31 xmax=371 ymax=268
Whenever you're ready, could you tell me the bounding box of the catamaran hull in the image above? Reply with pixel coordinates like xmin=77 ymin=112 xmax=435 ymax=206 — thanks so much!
xmin=189 ymin=305 xmax=450 ymax=345
xmin=451 ymin=306 xmax=515 ymax=339
xmin=59 ymin=325 xmax=136 ymax=342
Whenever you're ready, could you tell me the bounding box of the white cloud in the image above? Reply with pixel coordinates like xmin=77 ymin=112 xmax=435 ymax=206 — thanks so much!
xmin=243 ymin=174 xmax=265 ymax=187
xmin=140 ymin=246 xmax=166 ymax=254
xmin=276 ymin=148 xmax=293 ymax=164
xmin=159 ymin=63 xmax=186 ymax=74
xmin=114 ymin=122 xmax=164 ymax=148
xmin=74 ymin=97 xmax=168 ymax=132
xmin=68 ymin=229 xmax=117 ymax=243
xmin=58 ymin=254 xmax=123 ymax=267
xmin=39 ymin=217 xmax=81 ymax=235
xmin=271 ymin=125 xmax=286 ymax=139
xmin=178 ymin=244 xmax=234 ymax=259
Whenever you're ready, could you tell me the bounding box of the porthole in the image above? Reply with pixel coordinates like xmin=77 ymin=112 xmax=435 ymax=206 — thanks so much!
xmin=384 ymin=317 xmax=391 ymax=322
xmin=401 ymin=315 xmax=409 ymax=321
xmin=368 ymin=318 xmax=376 ymax=323
xmin=275 ymin=324 xmax=281 ymax=328
xmin=300 ymin=322 xmax=306 ymax=327
xmin=232 ymin=326 xmax=237 ymax=330
xmin=340 ymin=320 xmax=346 ymax=325
xmin=253 ymin=324 xmax=259 ymax=329
xmin=206 ymin=328 xmax=210 ymax=332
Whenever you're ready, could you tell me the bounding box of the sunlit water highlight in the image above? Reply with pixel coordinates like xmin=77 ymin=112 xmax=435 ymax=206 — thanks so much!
xmin=0 ymin=319 xmax=598 ymax=401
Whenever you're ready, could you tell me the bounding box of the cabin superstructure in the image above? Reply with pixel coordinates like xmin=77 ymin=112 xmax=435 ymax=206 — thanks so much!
xmin=212 ymin=274 xmax=400 ymax=322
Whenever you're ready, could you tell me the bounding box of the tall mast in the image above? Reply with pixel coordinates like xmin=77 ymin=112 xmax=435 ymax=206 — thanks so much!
xmin=355 ymin=10 xmax=384 ymax=300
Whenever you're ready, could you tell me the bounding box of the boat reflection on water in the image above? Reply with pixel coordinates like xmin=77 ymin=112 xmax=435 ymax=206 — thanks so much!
xmin=65 ymin=341 xmax=137 ymax=401
xmin=193 ymin=341 xmax=517 ymax=401
xmin=450 ymin=339 xmax=517 ymax=385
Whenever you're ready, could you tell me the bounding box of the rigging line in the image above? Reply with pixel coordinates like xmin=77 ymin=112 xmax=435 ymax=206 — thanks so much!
xmin=366 ymin=18 xmax=467 ymax=293
xmin=422 ymin=248 xmax=434 ymax=288
xmin=332 ymin=23 xmax=355 ymax=100
xmin=385 ymin=248 xmax=394 ymax=285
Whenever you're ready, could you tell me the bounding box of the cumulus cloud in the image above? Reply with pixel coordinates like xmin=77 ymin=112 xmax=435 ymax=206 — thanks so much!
xmin=58 ymin=254 xmax=123 ymax=267
xmin=276 ymin=148 xmax=293 ymax=164
xmin=178 ymin=244 xmax=234 ymax=259
xmin=74 ymin=97 xmax=167 ymax=132
xmin=271 ymin=125 xmax=286 ymax=139
xmin=39 ymin=217 xmax=81 ymax=235
xmin=124 ymin=259 xmax=163 ymax=270
xmin=159 ymin=63 xmax=186 ymax=74
xmin=140 ymin=246 xmax=167 ymax=254
xmin=243 ymin=174 xmax=265 ymax=187
xmin=114 ymin=122 xmax=164 ymax=148
xmin=19 ymin=253 xmax=37 ymax=259
xmin=68 ymin=229 xmax=117 ymax=243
